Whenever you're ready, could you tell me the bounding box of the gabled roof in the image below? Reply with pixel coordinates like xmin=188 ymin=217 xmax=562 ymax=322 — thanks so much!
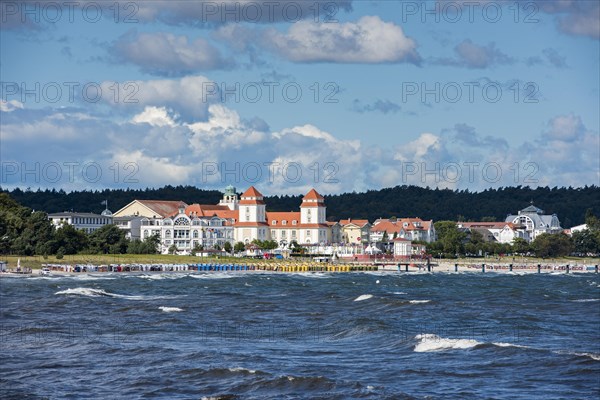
xmin=370 ymin=220 xmax=404 ymax=233
xmin=241 ymin=186 xmax=263 ymax=198
xmin=520 ymin=204 xmax=544 ymax=214
xmin=303 ymin=188 xmax=324 ymax=200
xmin=239 ymin=186 xmax=265 ymax=205
xmin=339 ymin=219 xmax=370 ymax=228
xmin=115 ymin=200 xmax=187 ymax=218
xmin=301 ymin=188 xmax=325 ymax=207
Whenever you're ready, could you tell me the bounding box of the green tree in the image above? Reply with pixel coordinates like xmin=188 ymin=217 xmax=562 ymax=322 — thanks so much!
xmin=511 ymin=237 xmax=530 ymax=254
xmin=531 ymin=233 xmax=573 ymax=258
xmin=54 ymin=223 xmax=88 ymax=254
xmin=434 ymin=221 xmax=466 ymax=257
xmin=223 ymin=241 xmax=232 ymax=253
xmin=234 ymin=241 xmax=246 ymax=253
xmin=571 ymin=230 xmax=599 ymax=255
xmin=168 ymin=244 xmax=178 ymax=254
xmin=87 ymin=225 xmax=128 ymax=254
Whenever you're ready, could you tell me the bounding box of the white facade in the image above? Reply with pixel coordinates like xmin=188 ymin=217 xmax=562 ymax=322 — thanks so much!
xmin=505 ymin=204 xmax=562 ymax=242
xmin=48 ymin=212 xmax=112 ymax=234
xmin=158 ymin=213 xmax=234 ymax=254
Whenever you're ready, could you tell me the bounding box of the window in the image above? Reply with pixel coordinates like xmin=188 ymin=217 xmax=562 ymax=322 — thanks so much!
xmin=306 ymin=230 xmax=311 ymax=236
xmin=292 ymin=220 xmax=297 ymax=225
xmin=271 ymin=230 xmax=276 ymax=238
xmin=272 ymin=220 xmax=277 ymax=225
xmin=282 ymin=220 xmax=287 ymax=225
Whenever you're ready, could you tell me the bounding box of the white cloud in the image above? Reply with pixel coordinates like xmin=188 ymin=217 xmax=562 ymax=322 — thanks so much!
xmin=0 ymin=100 xmax=24 ymax=112
xmin=132 ymin=106 xmax=177 ymax=127
xmin=111 ymin=31 xmax=231 ymax=75
xmin=261 ymin=16 xmax=420 ymax=63
xmin=100 ymin=75 xmax=218 ymax=120
xmin=2 ymin=102 xmax=597 ymax=193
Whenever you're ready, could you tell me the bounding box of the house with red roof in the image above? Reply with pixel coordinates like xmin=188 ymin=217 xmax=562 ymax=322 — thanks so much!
xmin=370 ymin=217 xmax=436 ymax=243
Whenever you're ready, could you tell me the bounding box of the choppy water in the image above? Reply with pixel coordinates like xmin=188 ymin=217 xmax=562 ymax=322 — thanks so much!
xmin=1 ymin=272 xmax=599 ymax=399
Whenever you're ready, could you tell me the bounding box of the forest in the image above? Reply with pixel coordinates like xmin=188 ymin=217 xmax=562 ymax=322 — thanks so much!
xmin=3 ymin=184 xmax=599 ymax=228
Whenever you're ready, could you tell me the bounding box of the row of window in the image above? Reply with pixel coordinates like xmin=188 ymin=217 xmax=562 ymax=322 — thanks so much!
xmin=58 ymin=217 xmax=110 ymax=225
xmin=271 ymin=220 xmax=298 ymax=226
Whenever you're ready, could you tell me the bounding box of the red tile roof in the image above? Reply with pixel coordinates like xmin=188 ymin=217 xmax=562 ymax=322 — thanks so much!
xmin=266 ymin=212 xmax=301 ymax=226
xmin=241 ymin=186 xmax=263 ymax=198
xmin=137 ymin=200 xmax=188 ymax=218
xmin=303 ymin=188 xmax=324 ymax=200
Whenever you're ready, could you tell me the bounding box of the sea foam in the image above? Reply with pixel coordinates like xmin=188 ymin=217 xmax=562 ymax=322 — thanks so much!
xmin=159 ymin=306 xmax=183 ymax=313
xmin=414 ymin=334 xmax=481 ymax=352
xmin=55 ymin=287 xmax=180 ymax=301
xmin=354 ymin=294 xmax=373 ymax=302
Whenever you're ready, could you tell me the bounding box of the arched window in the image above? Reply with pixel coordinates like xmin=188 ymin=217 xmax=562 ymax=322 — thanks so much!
xmin=193 ymin=230 xmax=199 ymax=238
xmin=165 ymin=230 xmax=171 ymax=239
xmin=174 ymin=217 xmax=189 ymax=226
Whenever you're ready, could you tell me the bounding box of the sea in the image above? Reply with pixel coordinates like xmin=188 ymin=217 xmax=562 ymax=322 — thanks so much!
xmin=1 ymin=272 xmax=599 ymax=399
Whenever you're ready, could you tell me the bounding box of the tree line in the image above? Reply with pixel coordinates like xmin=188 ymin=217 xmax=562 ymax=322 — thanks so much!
xmin=0 ymin=193 xmax=158 ymax=258
xmin=3 ymin=184 xmax=599 ymax=228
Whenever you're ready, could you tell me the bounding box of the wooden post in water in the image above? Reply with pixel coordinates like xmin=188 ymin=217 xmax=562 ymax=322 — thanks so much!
xmin=566 ymin=264 xmax=570 ymax=274
xmin=405 ymin=263 xmax=409 ymax=272
xmin=482 ymin=263 xmax=485 ymax=273
xmin=454 ymin=263 xmax=458 ymax=272
xmin=537 ymin=264 xmax=541 ymax=274
xmin=595 ymin=265 xmax=598 ymax=274
xmin=509 ymin=263 xmax=513 ymax=272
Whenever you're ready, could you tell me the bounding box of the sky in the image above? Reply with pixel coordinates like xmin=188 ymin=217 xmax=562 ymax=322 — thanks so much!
xmin=1 ymin=0 xmax=599 ymax=195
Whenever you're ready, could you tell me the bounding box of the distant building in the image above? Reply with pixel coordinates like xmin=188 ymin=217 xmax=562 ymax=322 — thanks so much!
xmin=113 ymin=215 xmax=144 ymax=240
xmin=370 ymin=218 xmax=436 ymax=243
xmin=457 ymin=222 xmax=529 ymax=244
xmin=505 ymin=203 xmax=562 ymax=242
xmin=564 ymin=224 xmax=588 ymax=236
xmin=339 ymin=219 xmax=371 ymax=245
xmin=48 ymin=211 xmax=112 ymax=234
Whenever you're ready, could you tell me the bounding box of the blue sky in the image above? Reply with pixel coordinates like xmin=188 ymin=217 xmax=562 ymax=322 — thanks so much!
xmin=1 ymin=0 xmax=598 ymax=195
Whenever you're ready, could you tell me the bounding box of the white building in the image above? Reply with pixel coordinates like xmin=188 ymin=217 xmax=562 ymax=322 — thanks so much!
xmin=457 ymin=222 xmax=529 ymax=244
xmin=113 ymin=215 xmax=144 ymax=240
xmin=112 ymin=186 xmax=330 ymax=254
xmin=505 ymin=203 xmax=562 ymax=242
xmin=48 ymin=211 xmax=112 ymax=234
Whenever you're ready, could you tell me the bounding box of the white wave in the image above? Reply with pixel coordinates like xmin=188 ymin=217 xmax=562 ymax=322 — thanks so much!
xmin=189 ymin=273 xmax=236 ymax=280
xmin=228 ymin=367 xmax=256 ymax=374
xmin=409 ymin=300 xmax=430 ymax=304
xmin=354 ymin=294 xmax=373 ymax=302
xmin=55 ymin=288 xmax=112 ymax=297
xmin=570 ymin=298 xmax=599 ymax=302
xmin=570 ymin=352 xmax=600 ymax=361
xmin=393 ymin=292 xmax=407 ymax=295
xmin=493 ymin=342 xmax=531 ymax=349
xmin=72 ymin=274 xmax=115 ymax=281
xmin=159 ymin=306 xmax=183 ymax=313
xmin=414 ymin=333 xmax=481 ymax=352
xmin=55 ymin=287 xmax=181 ymax=301
xmin=139 ymin=274 xmax=185 ymax=280
xmin=554 ymin=350 xmax=600 ymax=361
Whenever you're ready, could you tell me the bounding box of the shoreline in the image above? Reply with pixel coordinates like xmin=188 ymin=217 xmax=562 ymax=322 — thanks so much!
xmin=1 ymin=262 xmax=598 ymax=277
